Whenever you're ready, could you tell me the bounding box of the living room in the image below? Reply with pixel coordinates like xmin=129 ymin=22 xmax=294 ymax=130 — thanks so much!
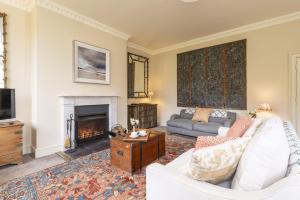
xmin=0 ymin=0 xmax=300 ymax=199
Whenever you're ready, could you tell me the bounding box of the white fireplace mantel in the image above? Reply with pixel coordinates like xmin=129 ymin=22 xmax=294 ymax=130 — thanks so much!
xmin=59 ymin=95 xmax=118 ymax=150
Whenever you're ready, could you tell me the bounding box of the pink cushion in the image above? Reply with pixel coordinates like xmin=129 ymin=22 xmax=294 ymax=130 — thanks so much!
xmin=226 ymin=118 xmax=252 ymax=137
xmin=195 ymin=136 xmax=238 ymax=149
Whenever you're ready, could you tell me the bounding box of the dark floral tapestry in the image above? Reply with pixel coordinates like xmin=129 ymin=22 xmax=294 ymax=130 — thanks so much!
xmin=177 ymin=39 xmax=246 ymax=109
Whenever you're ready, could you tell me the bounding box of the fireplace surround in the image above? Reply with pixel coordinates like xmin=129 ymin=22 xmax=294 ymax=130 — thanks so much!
xmin=60 ymin=95 xmax=118 ymax=151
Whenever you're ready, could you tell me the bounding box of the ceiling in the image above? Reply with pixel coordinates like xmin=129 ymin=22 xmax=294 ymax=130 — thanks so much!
xmin=52 ymin=0 xmax=300 ymax=50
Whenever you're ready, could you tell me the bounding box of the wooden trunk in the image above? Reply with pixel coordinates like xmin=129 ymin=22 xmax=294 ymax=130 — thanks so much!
xmin=111 ymin=131 xmax=166 ymax=173
xmin=111 ymin=139 xmax=141 ymax=173
xmin=0 ymin=121 xmax=24 ymax=166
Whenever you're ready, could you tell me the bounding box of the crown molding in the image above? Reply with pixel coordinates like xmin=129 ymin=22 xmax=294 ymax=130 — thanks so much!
xmin=152 ymin=11 xmax=300 ymax=55
xmin=0 ymin=0 xmax=130 ymax=40
xmin=36 ymin=0 xmax=130 ymax=40
xmin=0 ymin=0 xmax=35 ymax=11
xmin=127 ymin=42 xmax=153 ymax=55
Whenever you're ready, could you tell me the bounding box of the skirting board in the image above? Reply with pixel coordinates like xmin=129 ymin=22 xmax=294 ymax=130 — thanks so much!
xmin=23 ymin=145 xmax=32 ymax=155
xmin=33 ymin=144 xmax=63 ymax=158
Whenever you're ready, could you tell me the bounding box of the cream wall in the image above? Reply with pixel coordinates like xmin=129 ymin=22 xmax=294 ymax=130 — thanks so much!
xmin=0 ymin=3 xmax=32 ymax=154
xmin=32 ymin=7 xmax=128 ymax=157
xmin=151 ymin=20 xmax=300 ymax=125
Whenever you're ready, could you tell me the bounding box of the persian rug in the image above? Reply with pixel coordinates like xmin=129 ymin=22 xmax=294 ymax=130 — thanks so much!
xmin=0 ymin=134 xmax=195 ymax=200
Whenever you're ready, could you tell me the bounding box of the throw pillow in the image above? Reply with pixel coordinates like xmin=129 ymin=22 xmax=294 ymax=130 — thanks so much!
xmin=192 ymin=107 xmax=213 ymax=123
xmin=210 ymin=109 xmax=228 ymax=118
xmin=188 ymin=137 xmax=250 ymax=184
xmin=195 ymin=136 xmax=237 ymax=149
xmin=226 ymin=117 xmax=252 ymax=137
xmin=231 ymin=117 xmax=289 ymax=191
xmin=185 ymin=107 xmax=195 ymax=114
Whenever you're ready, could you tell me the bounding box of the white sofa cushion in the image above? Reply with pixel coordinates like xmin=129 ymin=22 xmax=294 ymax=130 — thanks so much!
xmin=232 ymin=117 xmax=289 ymax=191
xmin=243 ymin=118 xmax=263 ymax=137
xmin=187 ymin=137 xmax=250 ymax=184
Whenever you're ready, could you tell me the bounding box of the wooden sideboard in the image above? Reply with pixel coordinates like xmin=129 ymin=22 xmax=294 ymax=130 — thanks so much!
xmin=0 ymin=121 xmax=24 ymax=166
xmin=128 ymin=104 xmax=157 ymax=129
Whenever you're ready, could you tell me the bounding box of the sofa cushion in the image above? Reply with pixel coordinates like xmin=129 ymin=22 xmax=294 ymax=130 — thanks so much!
xmin=193 ymin=122 xmax=222 ymax=134
xmin=167 ymin=119 xmax=193 ymax=130
xmin=283 ymin=121 xmax=300 ymax=175
xmin=208 ymin=116 xmax=228 ymax=125
xmin=180 ymin=109 xmax=193 ymax=119
xmin=231 ymin=117 xmax=289 ymax=191
xmin=187 ymin=137 xmax=250 ymax=184
xmin=192 ymin=107 xmax=213 ymax=123
xmin=195 ymin=136 xmax=237 ymax=149
xmin=226 ymin=117 xmax=252 ymax=137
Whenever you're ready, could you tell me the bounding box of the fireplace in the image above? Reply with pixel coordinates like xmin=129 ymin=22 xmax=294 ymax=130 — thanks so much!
xmin=75 ymin=104 xmax=109 ymax=145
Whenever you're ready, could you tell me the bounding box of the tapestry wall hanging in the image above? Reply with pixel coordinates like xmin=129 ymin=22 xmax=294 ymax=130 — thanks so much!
xmin=177 ymin=39 xmax=246 ymax=109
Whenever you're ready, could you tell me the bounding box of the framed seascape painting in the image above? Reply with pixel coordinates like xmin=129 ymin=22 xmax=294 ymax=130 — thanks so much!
xmin=74 ymin=41 xmax=110 ymax=84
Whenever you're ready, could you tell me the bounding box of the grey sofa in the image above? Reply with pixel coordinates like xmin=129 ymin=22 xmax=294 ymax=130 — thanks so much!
xmin=167 ymin=109 xmax=237 ymax=137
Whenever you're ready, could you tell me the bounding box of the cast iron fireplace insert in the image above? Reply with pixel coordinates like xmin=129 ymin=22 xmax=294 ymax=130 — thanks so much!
xmin=74 ymin=104 xmax=109 ymax=146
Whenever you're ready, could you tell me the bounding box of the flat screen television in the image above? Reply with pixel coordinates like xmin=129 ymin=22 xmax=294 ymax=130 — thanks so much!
xmin=0 ymin=89 xmax=16 ymax=120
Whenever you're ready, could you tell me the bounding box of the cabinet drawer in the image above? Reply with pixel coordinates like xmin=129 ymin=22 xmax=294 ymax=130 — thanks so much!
xmin=0 ymin=134 xmax=22 ymax=145
xmin=0 ymin=144 xmax=22 ymax=156
xmin=0 ymin=152 xmax=22 ymax=166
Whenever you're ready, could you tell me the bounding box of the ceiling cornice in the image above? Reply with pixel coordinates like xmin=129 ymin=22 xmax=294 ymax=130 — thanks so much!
xmin=0 ymin=0 xmax=130 ymax=40
xmin=151 ymin=10 xmax=300 ymax=55
xmin=36 ymin=0 xmax=130 ymax=40
xmin=0 ymin=0 xmax=35 ymax=11
xmin=127 ymin=42 xmax=153 ymax=55
xmin=1 ymin=0 xmax=299 ymax=53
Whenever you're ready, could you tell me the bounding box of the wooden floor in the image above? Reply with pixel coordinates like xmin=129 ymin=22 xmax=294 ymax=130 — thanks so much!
xmin=0 ymin=153 xmax=65 ymax=184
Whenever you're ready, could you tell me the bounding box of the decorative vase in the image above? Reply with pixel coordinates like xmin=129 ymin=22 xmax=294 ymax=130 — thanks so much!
xmin=132 ymin=125 xmax=136 ymax=132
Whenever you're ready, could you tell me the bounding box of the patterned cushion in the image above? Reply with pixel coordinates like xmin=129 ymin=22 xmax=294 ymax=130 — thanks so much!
xmin=210 ymin=109 xmax=228 ymax=118
xmin=188 ymin=137 xmax=250 ymax=184
xmin=283 ymin=121 xmax=300 ymax=175
xmin=195 ymin=136 xmax=237 ymax=149
xmin=226 ymin=118 xmax=252 ymax=137
xmin=185 ymin=108 xmax=195 ymax=114
xmin=192 ymin=107 xmax=213 ymax=123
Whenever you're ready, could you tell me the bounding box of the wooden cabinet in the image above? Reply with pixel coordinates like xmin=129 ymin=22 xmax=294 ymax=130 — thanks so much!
xmin=128 ymin=104 xmax=157 ymax=129
xmin=0 ymin=121 xmax=24 ymax=166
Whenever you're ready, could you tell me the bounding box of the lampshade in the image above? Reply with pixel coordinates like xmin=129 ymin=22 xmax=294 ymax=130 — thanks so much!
xmin=256 ymin=103 xmax=272 ymax=112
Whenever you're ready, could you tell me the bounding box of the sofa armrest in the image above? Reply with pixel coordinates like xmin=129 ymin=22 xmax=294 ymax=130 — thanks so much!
xmin=170 ymin=114 xmax=180 ymax=120
xmin=146 ymin=163 xmax=300 ymax=200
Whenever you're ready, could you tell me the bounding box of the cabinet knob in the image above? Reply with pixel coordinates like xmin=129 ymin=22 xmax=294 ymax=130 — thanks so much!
xmin=117 ymin=150 xmax=123 ymax=156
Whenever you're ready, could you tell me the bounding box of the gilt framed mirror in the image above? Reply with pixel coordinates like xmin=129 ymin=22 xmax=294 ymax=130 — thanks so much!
xmin=0 ymin=13 xmax=7 ymax=88
xmin=128 ymin=53 xmax=149 ymax=98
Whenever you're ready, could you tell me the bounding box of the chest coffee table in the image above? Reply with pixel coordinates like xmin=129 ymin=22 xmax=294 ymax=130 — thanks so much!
xmin=110 ymin=130 xmax=165 ymax=173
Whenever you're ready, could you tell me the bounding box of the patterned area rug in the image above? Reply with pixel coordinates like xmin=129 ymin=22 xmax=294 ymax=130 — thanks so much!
xmin=0 ymin=134 xmax=195 ymax=200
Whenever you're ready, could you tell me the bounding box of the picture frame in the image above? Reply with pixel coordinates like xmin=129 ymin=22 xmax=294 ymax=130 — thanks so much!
xmin=74 ymin=41 xmax=110 ymax=84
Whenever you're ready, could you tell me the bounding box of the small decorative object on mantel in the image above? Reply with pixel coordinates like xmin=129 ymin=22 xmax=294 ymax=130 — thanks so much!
xmin=74 ymin=41 xmax=110 ymax=84
xmin=130 ymin=118 xmax=139 ymax=132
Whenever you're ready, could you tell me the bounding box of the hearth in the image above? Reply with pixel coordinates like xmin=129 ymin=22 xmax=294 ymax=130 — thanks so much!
xmin=75 ymin=104 xmax=109 ymax=146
